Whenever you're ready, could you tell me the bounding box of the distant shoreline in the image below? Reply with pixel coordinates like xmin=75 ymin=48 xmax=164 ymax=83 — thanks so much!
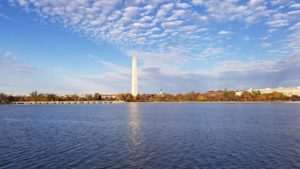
xmin=1 ymin=101 xmax=300 ymax=105
xmin=128 ymin=101 xmax=300 ymax=104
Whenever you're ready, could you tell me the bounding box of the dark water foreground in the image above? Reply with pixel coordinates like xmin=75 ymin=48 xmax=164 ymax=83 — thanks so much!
xmin=0 ymin=103 xmax=300 ymax=169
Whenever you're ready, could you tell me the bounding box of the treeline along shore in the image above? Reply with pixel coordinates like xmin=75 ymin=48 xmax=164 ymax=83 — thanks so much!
xmin=1 ymin=90 xmax=300 ymax=104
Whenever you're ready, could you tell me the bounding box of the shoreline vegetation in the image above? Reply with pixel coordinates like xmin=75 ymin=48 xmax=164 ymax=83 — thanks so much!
xmin=1 ymin=90 xmax=300 ymax=104
xmin=2 ymin=101 xmax=300 ymax=105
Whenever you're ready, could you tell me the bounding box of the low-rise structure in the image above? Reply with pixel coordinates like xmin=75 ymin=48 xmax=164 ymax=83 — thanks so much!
xmin=235 ymin=91 xmax=243 ymax=96
xmin=248 ymin=86 xmax=300 ymax=97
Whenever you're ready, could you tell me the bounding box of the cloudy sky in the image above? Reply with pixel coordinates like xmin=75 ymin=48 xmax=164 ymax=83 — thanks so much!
xmin=0 ymin=0 xmax=300 ymax=94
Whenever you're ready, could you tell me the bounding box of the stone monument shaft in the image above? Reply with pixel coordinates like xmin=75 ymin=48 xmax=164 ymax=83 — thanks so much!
xmin=131 ymin=55 xmax=138 ymax=97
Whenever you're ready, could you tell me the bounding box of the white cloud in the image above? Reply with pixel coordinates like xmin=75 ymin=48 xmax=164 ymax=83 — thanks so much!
xmin=98 ymin=60 xmax=130 ymax=73
xmin=9 ymin=0 xmax=215 ymax=55
xmin=161 ymin=20 xmax=183 ymax=28
xmin=156 ymin=3 xmax=174 ymax=18
xmin=249 ymin=0 xmax=264 ymax=7
xmin=9 ymin=0 xmax=297 ymax=57
xmin=192 ymin=0 xmax=203 ymax=6
xmin=287 ymin=10 xmax=300 ymax=15
xmin=124 ymin=6 xmax=140 ymax=18
xmin=5 ymin=0 xmax=300 ymax=93
xmin=267 ymin=19 xmax=289 ymax=27
xmin=176 ymin=2 xmax=190 ymax=9
xmin=290 ymin=3 xmax=300 ymax=9
xmin=0 ymin=12 xmax=21 ymax=23
xmin=261 ymin=42 xmax=271 ymax=48
xmin=216 ymin=59 xmax=278 ymax=73
xmin=197 ymin=47 xmax=225 ymax=59
xmin=286 ymin=27 xmax=300 ymax=53
xmin=218 ymin=30 xmax=231 ymax=37
xmin=0 ymin=51 xmax=37 ymax=73
xmin=0 ymin=13 xmax=12 ymax=20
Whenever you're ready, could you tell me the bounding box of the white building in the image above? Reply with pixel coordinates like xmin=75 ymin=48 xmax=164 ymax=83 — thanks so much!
xmin=248 ymin=86 xmax=300 ymax=97
xmin=235 ymin=91 xmax=243 ymax=96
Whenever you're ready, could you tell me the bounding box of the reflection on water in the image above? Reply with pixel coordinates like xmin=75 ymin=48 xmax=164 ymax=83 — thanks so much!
xmin=128 ymin=103 xmax=144 ymax=168
xmin=128 ymin=103 xmax=140 ymax=147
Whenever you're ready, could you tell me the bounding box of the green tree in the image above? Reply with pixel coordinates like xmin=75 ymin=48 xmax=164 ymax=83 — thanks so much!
xmin=30 ymin=91 xmax=38 ymax=103
xmin=255 ymin=94 xmax=266 ymax=101
xmin=241 ymin=91 xmax=253 ymax=101
xmin=270 ymin=92 xmax=285 ymax=101
xmin=94 ymin=93 xmax=102 ymax=101
xmin=223 ymin=91 xmax=236 ymax=101
xmin=71 ymin=94 xmax=79 ymax=101
xmin=0 ymin=93 xmax=8 ymax=104
xmin=117 ymin=93 xmax=133 ymax=102
xmin=197 ymin=95 xmax=207 ymax=101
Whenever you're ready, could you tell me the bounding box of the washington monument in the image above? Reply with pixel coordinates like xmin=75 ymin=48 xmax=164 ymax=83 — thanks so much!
xmin=131 ymin=54 xmax=138 ymax=97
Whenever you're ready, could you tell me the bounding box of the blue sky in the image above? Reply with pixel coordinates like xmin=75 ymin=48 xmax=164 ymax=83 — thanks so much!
xmin=0 ymin=0 xmax=300 ymax=94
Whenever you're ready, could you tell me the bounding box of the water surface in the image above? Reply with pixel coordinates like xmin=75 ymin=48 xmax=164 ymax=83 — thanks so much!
xmin=1 ymin=103 xmax=300 ymax=168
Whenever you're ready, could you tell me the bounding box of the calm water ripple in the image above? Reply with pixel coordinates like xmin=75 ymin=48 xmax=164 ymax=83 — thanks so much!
xmin=1 ymin=103 xmax=300 ymax=168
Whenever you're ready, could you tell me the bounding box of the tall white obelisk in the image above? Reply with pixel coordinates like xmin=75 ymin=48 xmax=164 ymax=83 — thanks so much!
xmin=131 ymin=54 xmax=138 ymax=97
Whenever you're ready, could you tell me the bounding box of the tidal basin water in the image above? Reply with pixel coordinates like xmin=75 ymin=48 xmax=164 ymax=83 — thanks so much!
xmin=1 ymin=103 xmax=300 ymax=169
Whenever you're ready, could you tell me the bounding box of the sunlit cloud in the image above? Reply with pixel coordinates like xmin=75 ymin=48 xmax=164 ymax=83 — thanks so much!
xmin=1 ymin=0 xmax=300 ymax=94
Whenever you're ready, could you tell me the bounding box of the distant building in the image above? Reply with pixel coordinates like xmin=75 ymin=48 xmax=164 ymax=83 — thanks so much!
xmin=102 ymin=94 xmax=117 ymax=99
xmin=235 ymin=91 xmax=243 ymax=96
xmin=247 ymin=86 xmax=300 ymax=97
xmin=160 ymin=89 xmax=163 ymax=95
xmin=206 ymin=91 xmax=224 ymax=97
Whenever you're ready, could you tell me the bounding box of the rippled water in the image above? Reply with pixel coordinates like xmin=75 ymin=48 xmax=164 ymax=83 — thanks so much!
xmin=1 ymin=103 xmax=300 ymax=168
